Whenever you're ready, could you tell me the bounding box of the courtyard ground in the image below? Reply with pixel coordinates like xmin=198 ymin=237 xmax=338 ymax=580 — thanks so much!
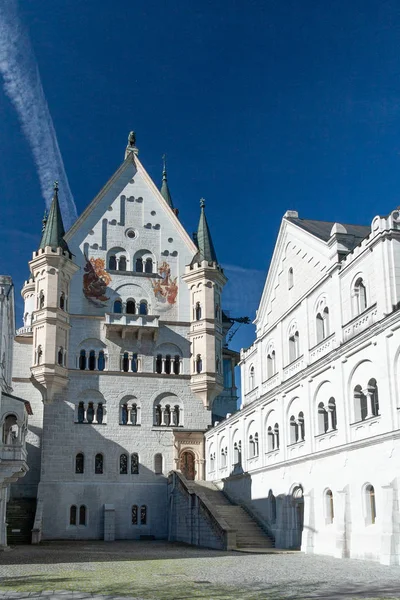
xmin=0 ymin=541 xmax=400 ymax=600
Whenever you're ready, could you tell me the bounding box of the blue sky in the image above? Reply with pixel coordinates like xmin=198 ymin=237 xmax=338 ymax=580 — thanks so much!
xmin=1 ymin=0 xmax=400 ymax=352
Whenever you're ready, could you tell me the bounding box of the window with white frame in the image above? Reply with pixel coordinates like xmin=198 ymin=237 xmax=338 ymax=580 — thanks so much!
xmin=249 ymin=365 xmax=255 ymax=390
xmin=289 ymin=411 xmax=305 ymax=444
xmin=354 ymin=379 xmax=379 ymax=422
xmin=354 ymin=277 xmax=368 ymax=315
xmin=266 ymin=344 xmax=276 ymax=379
xmin=316 ymin=306 xmax=329 ymax=344
xmin=364 ymin=484 xmax=376 ymax=525
xmin=288 ymin=267 xmax=294 ymax=289
xmin=120 ymin=397 xmax=140 ymax=425
xmin=288 ymin=323 xmax=300 ymax=363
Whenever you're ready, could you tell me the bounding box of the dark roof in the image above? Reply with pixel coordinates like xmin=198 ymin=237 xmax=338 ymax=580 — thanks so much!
xmin=38 ymin=182 xmax=70 ymax=252
xmin=286 ymin=217 xmax=370 ymax=249
xmin=3 ymin=392 xmax=33 ymax=415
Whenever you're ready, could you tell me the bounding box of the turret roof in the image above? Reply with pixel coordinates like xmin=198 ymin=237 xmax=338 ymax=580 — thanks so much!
xmin=160 ymin=155 xmax=174 ymax=208
xmin=196 ymin=198 xmax=218 ymax=263
xmin=38 ymin=182 xmax=70 ymax=252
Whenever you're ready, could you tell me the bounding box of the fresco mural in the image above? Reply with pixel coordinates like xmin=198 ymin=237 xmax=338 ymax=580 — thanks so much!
xmin=150 ymin=261 xmax=178 ymax=308
xmin=83 ymin=255 xmax=111 ymax=306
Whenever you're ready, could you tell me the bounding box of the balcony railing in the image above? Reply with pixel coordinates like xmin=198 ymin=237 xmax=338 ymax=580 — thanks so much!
xmin=15 ymin=326 xmax=32 ymax=336
xmin=309 ymin=333 xmax=336 ymax=363
xmin=342 ymin=304 xmax=378 ymax=342
xmin=104 ymin=313 xmax=159 ymax=339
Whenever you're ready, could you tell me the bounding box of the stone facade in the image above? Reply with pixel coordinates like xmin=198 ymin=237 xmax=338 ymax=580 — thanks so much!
xmin=0 ymin=276 xmax=31 ymax=547
xmin=11 ymin=138 xmax=236 ymax=541
xmin=206 ymin=209 xmax=400 ymax=564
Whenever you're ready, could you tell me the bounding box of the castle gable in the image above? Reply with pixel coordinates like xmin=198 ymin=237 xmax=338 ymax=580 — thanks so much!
xmin=65 ymin=153 xmax=198 ymax=319
xmin=255 ymin=215 xmax=331 ymax=334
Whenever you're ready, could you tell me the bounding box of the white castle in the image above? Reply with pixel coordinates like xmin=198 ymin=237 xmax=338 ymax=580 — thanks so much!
xmin=2 ymin=133 xmax=400 ymax=565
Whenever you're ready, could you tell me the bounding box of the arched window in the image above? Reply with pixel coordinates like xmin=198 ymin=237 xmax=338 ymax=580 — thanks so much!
xmin=131 ymin=353 xmax=138 ymax=373
xmin=58 ymin=347 xmax=64 ymax=366
xmin=120 ymin=453 xmax=128 ymax=474
xmin=173 ymin=355 xmax=180 ymax=375
xmin=298 ymin=411 xmax=305 ymax=441
xmin=164 ymin=405 xmax=171 ymax=426
xmin=209 ymin=451 xmax=215 ymax=471
xmin=274 ymin=423 xmax=280 ymax=449
xmin=368 ymin=378 xmax=379 ymax=417
xmin=172 ymin=405 xmax=180 ymax=426
xmin=88 ymin=350 xmax=96 ymax=371
xmin=195 ymin=302 xmax=202 ymax=321
xmin=37 ymin=345 xmax=43 ymax=365
xmin=196 ymin=355 xmax=202 ymax=374
xmin=78 ymin=402 xmax=85 ymax=423
xmin=140 ymin=505 xmax=147 ymax=525
xmin=288 ymin=267 xmax=294 ymax=289
xmin=60 ymin=292 xmax=65 ymax=310
xmin=355 ymin=278 xmax=367 ymax=314
xmin=221 ymin=446 xmax=227 ymax=468
xmin=96 ymin=403 xmax=104 ymax=424
xmin=132 ymin=505 xmax=138 ymax=524
xmin=3 ymin=415 xmax=18 ymax=445
xmin=316 ymin=307 xmax=330 ymax=344
xmin=365 ymin=484 xmax=376 ymax=525
xmin=267 ymin=426 xmax=275 ymax=451
xmin=249 ymin=365 xmax=255 ymax=390
xmin=325 ymin=489 xmax=334 ymax=524
xmin=156 ymin=354 xmax=162 ymax=374
xmin=155 ymin=405 xmax=162 ymax=426
xmin=135 ymin=257 xmax=143 ymax=272
xmin=122 ymin=352 xmax=129 ymax=372
xmin=154 ymin=453 xmax=163 ymax=474
xmin=249 ymin=435 xmax=255 ymax=458
xmin=39 ymin=290 xmax=45 ymax=309
xmin=87 ymin=402 xmax=94 ymax=424
xmin=139 ymin=300 xmax=148 ymax=315
xmin=126 ymin=300 xmax=136 ymax=314
xmin=109 ymin=255 xmax=117 ymax=270
xmin=233 ymin=441 xmax=241 ymax=465
xmin=289 ymin=415 xmax=298 ymax=444
xmin=119 ymin=256 xmax=127 ymax=271
xmin=145 ymin=258 xmax=153 ymax=273
xmin=98 ymin=351 xmax=105 ymax=371
xmin=79 ymin=349 xmax=86 ymax=370
xmin=79 ymin=505 xmax=86 ymax=526
xmin=75 ymin=453 xmax=84 ymax=474
xmin=113 ymin=299 xmax=122 ymax=314
xmin=70 ymin=505 xmax=77 ymax=525
xmin=318 ymin=402 xmax=329 ymax=434
xmin=354 ymin=384 xmax=368 ymax=422
xmin=121 ymin=404 xmax=128 ymax=425
xmin=95 ymin=453 xmax=103 ymax=474
xmin=165 ymin=355 xmax=171 ymax=375
xmin=267 ymin=350 xmax=276 ymax=379
xmin=289 ymin=330 xmax=300 ymax=363
xmin=131 ymin=453 xmax=139 ymax=474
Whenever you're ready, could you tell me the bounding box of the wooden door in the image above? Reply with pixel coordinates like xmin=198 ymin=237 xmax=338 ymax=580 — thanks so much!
xmin=180 ymin=451 xmax=196 ymax=480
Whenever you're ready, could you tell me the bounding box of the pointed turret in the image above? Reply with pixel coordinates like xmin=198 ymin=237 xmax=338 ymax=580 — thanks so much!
xmin=38 ymin=182 xmax=70 ymax=252
xmin=196 ymin=198 xmax=218 ymax=263
xmin=160 ymin=154 xmax=174 ymax=209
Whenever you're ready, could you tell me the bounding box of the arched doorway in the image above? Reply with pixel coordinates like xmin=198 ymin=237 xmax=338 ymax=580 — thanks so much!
xmin=180 ymin=451 xmax=196 ymax=480
xmin=292 ymin=484 xmax=304 ymax=550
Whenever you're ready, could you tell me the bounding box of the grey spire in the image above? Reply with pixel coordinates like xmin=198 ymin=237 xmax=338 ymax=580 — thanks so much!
xmin=160 ymin=154 xmax=174 ymax=209
xmin=38 ymin=182 xmax=70 ymax=252
xmin=196 ymin=198 xmax=218 ymax=263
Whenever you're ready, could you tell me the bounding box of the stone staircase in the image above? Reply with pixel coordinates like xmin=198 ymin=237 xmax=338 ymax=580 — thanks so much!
xmin=6 ymin=498 xmax=36 ymax=544
xmin=193 ymin=480 xmax=274 ymax=550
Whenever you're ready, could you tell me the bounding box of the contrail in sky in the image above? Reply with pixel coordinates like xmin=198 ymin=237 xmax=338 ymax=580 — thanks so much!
xmin=0 ymin=0 xmax=77 ymax=229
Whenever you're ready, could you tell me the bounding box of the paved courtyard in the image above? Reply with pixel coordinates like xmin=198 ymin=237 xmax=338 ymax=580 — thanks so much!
xmin=0 ymin=541 xmax=400 ymax=600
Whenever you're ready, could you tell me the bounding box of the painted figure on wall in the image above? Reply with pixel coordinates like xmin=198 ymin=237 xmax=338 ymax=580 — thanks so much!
xmin=150 ymin=261 xmax=178 ymax=306
xmin=83 ymin=255 xmax=111 ymax=306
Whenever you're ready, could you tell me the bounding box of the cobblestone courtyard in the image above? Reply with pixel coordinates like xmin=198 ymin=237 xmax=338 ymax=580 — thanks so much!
xmin=1 ymin=542 xmax=400 ymax=600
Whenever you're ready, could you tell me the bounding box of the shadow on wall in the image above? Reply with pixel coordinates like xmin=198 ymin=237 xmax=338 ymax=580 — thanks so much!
xmin=13 ymin=377 xmax=172 ymax=542
xmin=221 ymin=466 xmax=306 ymax=550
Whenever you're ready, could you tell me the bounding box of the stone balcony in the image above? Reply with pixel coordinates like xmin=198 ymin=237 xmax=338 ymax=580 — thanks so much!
xmin=104 ymin=313 xmax=160 ymax=340
xmin=342 ymin=303 xmax=378 ymax=342
xmin=15 ymin=326 xmax=32 ymax=337
xmin=283 ymin=356 xmax=304 ymax=381
xmin=309 ymin=333 xmax=336 ymax=364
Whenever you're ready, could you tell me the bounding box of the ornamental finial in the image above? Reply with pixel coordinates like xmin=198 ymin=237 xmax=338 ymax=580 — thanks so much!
xmin=53 ymin=181 xmax=59 ymax=192
xmin=128 ymin=131 xmax=136 ymax=147
xmin=200 ymin=198 xmax=205 ymax=209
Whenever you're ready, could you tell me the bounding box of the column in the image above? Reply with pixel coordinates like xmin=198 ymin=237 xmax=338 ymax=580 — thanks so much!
xmin=127 ymin=406 xmax=132 ymax=424
xmin=162 ymin=358 xmax=166 ymax=374
xmin=380 ymin=484 xmax=395 ymax=565
xmin=334 ymin=489 xmax=347 ymax=559
xmin=161 ymin=407 xmax=166 ymax=426
xmin=300 ymin=490 xmax=314 ymax=554
xmin=364 ymin=390 xmax=374 ymax=419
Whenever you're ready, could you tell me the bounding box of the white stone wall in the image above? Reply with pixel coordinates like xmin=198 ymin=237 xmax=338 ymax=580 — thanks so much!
xmin=206 ymin=209 xmax=400 ymax=564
